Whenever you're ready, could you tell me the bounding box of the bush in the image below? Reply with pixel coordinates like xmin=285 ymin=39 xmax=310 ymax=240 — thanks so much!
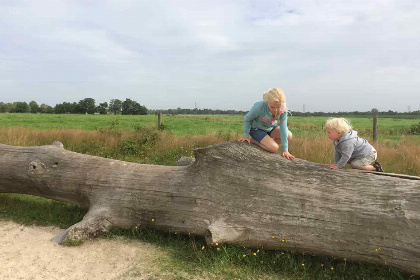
xmin=408 ymin=122 xmax=420 ymax=135
xmin=117 ymin=127 xmax=161 ymax=157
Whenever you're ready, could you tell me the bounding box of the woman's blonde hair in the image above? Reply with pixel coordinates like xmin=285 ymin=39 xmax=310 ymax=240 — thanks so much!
xmin=325 ymin=118 xmax=352 ymax=134
xmin=263 ymin=88 xmax=286 ymax=104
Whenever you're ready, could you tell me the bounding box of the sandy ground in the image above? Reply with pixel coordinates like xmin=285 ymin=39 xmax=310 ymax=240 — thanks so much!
xmin=0 ymin=220 xmax=167 ymax=280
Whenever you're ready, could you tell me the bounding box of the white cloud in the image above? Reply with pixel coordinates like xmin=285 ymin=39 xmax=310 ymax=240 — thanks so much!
xmin=51 ymin=27 xmax=139 ymax=62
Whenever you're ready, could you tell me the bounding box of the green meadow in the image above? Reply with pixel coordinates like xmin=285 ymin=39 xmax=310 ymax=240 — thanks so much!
xmin=1 ymin=112 xmax=420 ymax=280
xmin=0 ymin=113 xmax=419 ymax=139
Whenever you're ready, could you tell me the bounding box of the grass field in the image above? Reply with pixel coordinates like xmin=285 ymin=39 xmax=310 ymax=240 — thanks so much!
xmin=1 ymin=113 xmax=420 ymax=280
xmin=0 ymin=113 xmax=419 ymax=139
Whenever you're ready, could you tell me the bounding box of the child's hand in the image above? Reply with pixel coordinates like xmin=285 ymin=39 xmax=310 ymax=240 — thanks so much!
xmin=328 ymin=164 xmax=339 ymax=170
xmin=238 ymin=137 xmax=251 ymax=144
xmin=282 ymin=151 xmax=295 ymax=160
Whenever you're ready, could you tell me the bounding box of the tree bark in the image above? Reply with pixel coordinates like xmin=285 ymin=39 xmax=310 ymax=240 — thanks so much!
xmin=0 ymin=141 xmax=419 ymax=275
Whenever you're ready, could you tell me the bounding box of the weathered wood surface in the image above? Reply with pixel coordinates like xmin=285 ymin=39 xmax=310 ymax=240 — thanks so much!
xmin=0 ymin=141 xmax=419 ymax=275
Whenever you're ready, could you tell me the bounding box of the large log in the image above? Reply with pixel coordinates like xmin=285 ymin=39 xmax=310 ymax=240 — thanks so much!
xmin=0 ymin=141 xmax=419 ymax=274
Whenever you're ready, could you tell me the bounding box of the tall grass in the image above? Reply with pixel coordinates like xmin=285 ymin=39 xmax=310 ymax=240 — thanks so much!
xmin=0 ymin=126 xmax=238 ymax=165
xmin=0 ymin=126 xmax=418 ymax=175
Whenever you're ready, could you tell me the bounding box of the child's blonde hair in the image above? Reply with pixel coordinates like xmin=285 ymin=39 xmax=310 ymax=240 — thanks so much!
xmin=325 ymin=118 xmax=352 ymax=134
xmin=263 ymin=88 xmax=286 ymax=104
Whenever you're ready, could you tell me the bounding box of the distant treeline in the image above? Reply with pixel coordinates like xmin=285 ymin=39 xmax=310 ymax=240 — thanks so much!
xmin=149 ymin=108 xmax=248 ymax=115
xmin=290 ymin=110 xmax=420 ymax=118
xmin=0 ymin=98 xmax=147 ymax=115
xmin=150 ymin=107 xmax=420 ymax=118
xmin=1 ymin=100 xmax=419 ymax=117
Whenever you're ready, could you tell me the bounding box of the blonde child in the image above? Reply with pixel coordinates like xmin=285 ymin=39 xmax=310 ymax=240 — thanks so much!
xmin=238 ymin=88 xmax=294 ymax=159
xmin=325 ymin=118 xmax=383 ymax=172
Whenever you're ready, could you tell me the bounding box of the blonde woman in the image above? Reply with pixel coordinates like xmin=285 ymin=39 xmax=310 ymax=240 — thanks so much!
xmin=238 ymin=88 xmax=294 ymax=159
xmin=325 ymin=117 xmax=383 ymax=172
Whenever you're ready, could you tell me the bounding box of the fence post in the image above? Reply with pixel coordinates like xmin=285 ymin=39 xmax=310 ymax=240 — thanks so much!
xmin=158 ymin=112 xmax=162 ymax=129
xmin=373 ymin=111 xmax=378 ymax=143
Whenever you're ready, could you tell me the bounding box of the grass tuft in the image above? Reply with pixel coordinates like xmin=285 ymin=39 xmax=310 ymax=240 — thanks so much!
xmin=63 ymin=238 xmax=84 ymax=247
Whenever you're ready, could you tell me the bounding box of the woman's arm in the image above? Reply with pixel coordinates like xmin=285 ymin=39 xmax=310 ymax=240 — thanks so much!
xmin=279 ymin=112 xmax=288 ymax=152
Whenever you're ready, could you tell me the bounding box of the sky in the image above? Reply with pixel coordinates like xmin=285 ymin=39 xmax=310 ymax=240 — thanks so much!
xmin=1 ymin=0 xmax=419 ymax=112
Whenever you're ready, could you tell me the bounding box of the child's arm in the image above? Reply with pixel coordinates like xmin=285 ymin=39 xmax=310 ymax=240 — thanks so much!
xmin=334 ymin=149 xmax=341 ymax=164
xmin=328 ymin=149 xmax=342 ymax=169
xmin=279 ymin=112 xmax=288 ymax=152
xmin=335 ymin=143 xmax=355 ymax=168
xmin=243 ymin=103 xmax=259 ymax=138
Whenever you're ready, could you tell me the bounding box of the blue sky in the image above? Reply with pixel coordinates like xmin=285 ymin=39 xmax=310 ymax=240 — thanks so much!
xmin=1 ymin=0 xmax=419 ymax=112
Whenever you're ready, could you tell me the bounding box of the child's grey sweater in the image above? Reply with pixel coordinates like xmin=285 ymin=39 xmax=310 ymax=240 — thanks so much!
xmin=334 ymin=130 xmax=375 ymax=168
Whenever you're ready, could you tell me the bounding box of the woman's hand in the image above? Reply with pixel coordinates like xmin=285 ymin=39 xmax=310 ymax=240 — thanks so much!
xmin=238 ymin=137 xmax=251 ymax=144
xmin=328 ymin=164 xmax=339 ymax=170
xmin=281 ymin=151 xmax=295 ymax=160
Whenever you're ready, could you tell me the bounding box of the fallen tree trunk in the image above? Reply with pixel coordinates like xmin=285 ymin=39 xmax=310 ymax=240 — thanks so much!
xmin=0 ymin=141 xmax=419 ymax=274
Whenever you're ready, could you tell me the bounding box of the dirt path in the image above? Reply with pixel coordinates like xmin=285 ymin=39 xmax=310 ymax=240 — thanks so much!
xmin=0 ymin=220 xmax=169 ymax=280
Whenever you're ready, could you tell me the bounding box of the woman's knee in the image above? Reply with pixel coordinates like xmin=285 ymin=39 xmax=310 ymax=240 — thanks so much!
xmin=266 ymin=142 xmax=279 ymax=153
xmin=261 ymin=136 xmax=279 ymax=152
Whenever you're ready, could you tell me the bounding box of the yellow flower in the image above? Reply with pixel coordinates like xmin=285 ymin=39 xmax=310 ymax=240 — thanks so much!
xmin=282 ymin=239 xmax=285 ymax=242
xmin=253 ymin=253 xmax=257 ymax=256
xmin=331 ymin=267 xmax=334 ymax=270
xmin=272 ymin=236 xmax=275 ymax=239
xmin=243 ymin=254 xmax=246 ymax=258
xmin=151 ymin=218 xmax=155 ymax=222
xmin=302 ymin=263 xmax=305 ymax=266
xmin=215 ymin=243 xmax=219 ymax=246
xmin=257 ymin=249 xmax=260 ymax=253
xmin=201 ymin=246 xmax=205 ymax=250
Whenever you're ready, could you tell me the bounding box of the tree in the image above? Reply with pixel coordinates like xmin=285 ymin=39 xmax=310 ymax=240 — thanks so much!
xmin=13 ymin=102 xmax=30 ymax=113
xmin=137 ymin=104 xmax=148 ymax=115
xmin=61 ymin=102 xmax=78 ymax=114
xmin=131 ymin=102 xmax=147 ymax=115
xmin=77 ymin=98 xmax=96 ymax=114
xmin=39 ymin=103 xmax=54 ymax=114
xmin=97 ymin=102 xmax=108 ymax=115
xmin=0 ymin=141 xmax=420 ymax=274
xmin=122 ymin=98 xmax=148 ymax=115
xmin=109 ymin=99 xmax=122 ymax=115
xmin=29 ymin=101 xmax=40 ymax=113
xmin=54 ymin=103 xmax=66 ymax=114
xmin=121 ymin=98 xmax=135 ymax=115
xmin=0 ymin=102 xmax=12 ymax=113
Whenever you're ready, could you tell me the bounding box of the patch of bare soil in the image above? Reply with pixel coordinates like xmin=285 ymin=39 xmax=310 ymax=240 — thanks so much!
xmin=0 ymin=220 xmax=169 ymax=280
